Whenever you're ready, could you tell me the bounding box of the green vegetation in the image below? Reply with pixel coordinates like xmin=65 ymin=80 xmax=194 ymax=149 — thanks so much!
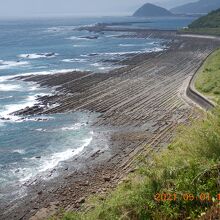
xmin=189 ymin=9 xmax=220 ymax=29
xmin=55 ymin=107 xmax=220 ymax=220
xmin=181 ymin=27 xmax=220 ymax=36
xmin=49 ymin=31 xmax=220 ymax=220
xmin=50 ymin=47 xmax=220 ymax=220
xmin=182 ymin=8 xmax=220 ymax=36
xmin=195 ymin=49 xmax=220 ymax=103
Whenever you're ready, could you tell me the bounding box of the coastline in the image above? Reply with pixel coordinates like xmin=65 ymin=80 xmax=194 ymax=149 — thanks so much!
xmin=2 ymin=27 xmax=220 ymax=220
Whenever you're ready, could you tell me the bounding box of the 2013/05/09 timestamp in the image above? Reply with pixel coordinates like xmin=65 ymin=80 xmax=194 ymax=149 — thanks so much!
xmin=154 ymin=193 xmax=220 ymax=202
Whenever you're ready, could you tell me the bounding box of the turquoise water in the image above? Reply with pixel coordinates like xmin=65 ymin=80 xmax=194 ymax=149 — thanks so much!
xmin=0 ymin=16 xmax=195 ymax=200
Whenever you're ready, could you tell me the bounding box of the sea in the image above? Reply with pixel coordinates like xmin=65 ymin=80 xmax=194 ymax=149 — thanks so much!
xmin=0 ymin=16 xmax=195 ymax=202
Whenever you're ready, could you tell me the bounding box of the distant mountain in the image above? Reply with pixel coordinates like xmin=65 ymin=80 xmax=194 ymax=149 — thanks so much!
xmin=171 ymin=0 xmax=220 ymax=15
xmin=133 ymin=3 xmax=173 ymax=17
xmin=189 ymin=8 xmax=220 ymax=28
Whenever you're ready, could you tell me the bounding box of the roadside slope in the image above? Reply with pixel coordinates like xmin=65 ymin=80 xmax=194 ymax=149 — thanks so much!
xmin=195 ymin=48 xmax=220 ymax=104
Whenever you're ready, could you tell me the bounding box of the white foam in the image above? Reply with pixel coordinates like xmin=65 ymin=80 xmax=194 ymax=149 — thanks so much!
xmin=80 ymin=54 xmax=90 ymax=58
xmin=73 ymin=44 xmax=88 ymax=48
xmin=0 ymin=60 xmax=29 ymax=70
xmin=2 ymin=127 xmax=94 ymax=190
xmin=46 ymin=26 xmax=78 ymax=33
xmin=39 ymin=136 xmax=93 ymax=172
xmin=48 ymin=103 xmax=60 ymax=109
xmin=61 ymin=122 xmax=85 ymax=131
xmin=0 ymin=95 xmax=37 ymax=121
xmin=46 ymin=27 xmax=63 ymax=32
xmin=16 ymin=135 xmax=93 ymax=183
xmin=86 ymin=46 xmax=165 ymax=57
xmin=35 ymin=66 xmax=48 ymax=69
xmin=110 ymin=51 xmax=141 ymax=55
xmin=119 ymin=44 xmax=138 ymax=47
xmin=0 ymin=75 xmax=12 ymax=82
xmin=80 ymin=23 xmax=97 ymax=28
xmin=155 ymin=48 xmax=164 ymax=52
xmin=91 ymin=51 xmax=142 ymax=56
xmin=35 ymin=128 xmax=47 ymax=132
xmin=28 ymin=84 xmax=40 ymax=91
xmin=7 ymin=69 xmax=83 ymax=80
xmin=98 ymin=65 xmax=125 ymax=72
xmin=16 ymin=169 xmax=33 ymax=183
xmin=101 ymin=47 xmax=165 ymax=56
xmin=0 ymin=84 xmax=22 ymax=91
xmin=0 ymin=96 xmax=13 ymax=100
xmin=21 ymin=69 xmax=82 ymax=76
xmin=91 ymin=63 xmax=102 ymax=67
xmin=98 ymin=66 xmax=114 ymax=71
xmin=67 ymin=36 xmax=89 ymax=41
xmin=18 ymin=53 xmax=58 ymax=59
xmin=12 ymin=149 xmax=26 ymax=154
xmin=105 ymin=34 xmax=125 ymax=38
xmin=62 ymin=58 xmax=87 ymax=63
xmin=0 ymin=80 xmax=39 ymax=92
xmin=147 ymin=41 xmax=158 ymax=45
xmin=148 ymin=47 xmax=164 ymax=53
xmin=23 ymin=115 xmax=52 ymax=123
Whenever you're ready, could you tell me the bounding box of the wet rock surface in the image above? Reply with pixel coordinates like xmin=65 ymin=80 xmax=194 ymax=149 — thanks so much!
xmin=2 ymin=29 xmax=220 ymax=220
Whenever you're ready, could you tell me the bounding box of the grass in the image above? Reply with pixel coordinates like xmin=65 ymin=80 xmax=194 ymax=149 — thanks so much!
xmin=195 ymin=49 xmax=220 ymax=103
xmin=180 ymin=28 xmax=220 ymax=36
xmin=181 ymin=8 xmax=220 ymax=36
xmin=189 ymin=9 xmax=220 ymax=29
xmin=50 ymin=105 xmax=220 ymax=220
xmin=181 ymin=9 xmax=220 ymax=36
xmin=50 ymin=46 xmax=220 ymax=220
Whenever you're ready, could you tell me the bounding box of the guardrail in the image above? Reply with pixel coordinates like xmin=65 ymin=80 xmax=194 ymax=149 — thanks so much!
xmin=186 ymin=85 xmax=215 ymax=111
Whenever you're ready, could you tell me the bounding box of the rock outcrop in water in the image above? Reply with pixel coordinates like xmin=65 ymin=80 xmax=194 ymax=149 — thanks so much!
xmin=133 ymin=3 xmax=173 ymax=17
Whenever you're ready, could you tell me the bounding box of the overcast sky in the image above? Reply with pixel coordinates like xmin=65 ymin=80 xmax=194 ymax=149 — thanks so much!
xmin=0 ymin=0 xmax=197 ymax=18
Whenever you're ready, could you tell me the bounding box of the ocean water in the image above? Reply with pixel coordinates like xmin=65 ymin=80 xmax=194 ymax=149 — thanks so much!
xmin=0 ymin=16 xmax=195 ymax=200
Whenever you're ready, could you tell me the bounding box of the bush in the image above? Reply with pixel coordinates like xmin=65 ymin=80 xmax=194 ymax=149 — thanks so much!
xmin=60 ymin=108 xmax=220 ymax=220
xmin=213 ymin=88 xmax=220 ymax=95
xmin=195 ymin=49 xmax=220 ymax=102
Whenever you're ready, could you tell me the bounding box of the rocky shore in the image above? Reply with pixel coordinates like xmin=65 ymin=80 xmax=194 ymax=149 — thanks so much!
xmin=1 ymin=27 xmax=220 ymax=220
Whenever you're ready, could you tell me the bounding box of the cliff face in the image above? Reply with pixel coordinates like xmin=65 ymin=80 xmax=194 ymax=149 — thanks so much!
xmin=171 ymin=0 xmax=220 ymax=15
xmin=133 ymin=3 xmax=173 ymax=17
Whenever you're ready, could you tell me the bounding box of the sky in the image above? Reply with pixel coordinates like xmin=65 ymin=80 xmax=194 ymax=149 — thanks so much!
xmin=0 ymin=0 xmax=198 ymax=18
